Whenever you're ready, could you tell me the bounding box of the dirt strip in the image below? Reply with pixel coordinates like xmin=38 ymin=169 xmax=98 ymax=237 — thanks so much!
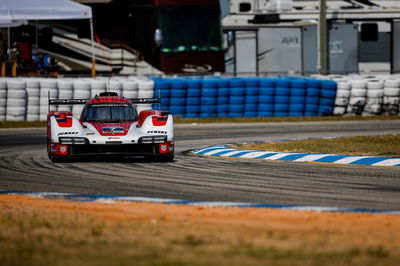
xmin=1 ymin=195 xmax=400 ymax=266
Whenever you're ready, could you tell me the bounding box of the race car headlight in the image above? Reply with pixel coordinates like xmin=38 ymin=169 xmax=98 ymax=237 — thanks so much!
xmin=138 ymin=136 xmax=167 ymax=144
xmin=59 ymin=137 xmax=88 ymax=145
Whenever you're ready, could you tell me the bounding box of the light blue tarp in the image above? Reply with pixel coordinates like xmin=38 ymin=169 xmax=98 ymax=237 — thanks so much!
xmin=0 ymin=0 xmax=91 ymax=26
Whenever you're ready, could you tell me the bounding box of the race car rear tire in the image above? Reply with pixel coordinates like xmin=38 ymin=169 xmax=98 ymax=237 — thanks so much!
xmin=48 ymin=153 xmax=66 ymax=163
xmin=146 ymin=154 xmax=174 ymax=162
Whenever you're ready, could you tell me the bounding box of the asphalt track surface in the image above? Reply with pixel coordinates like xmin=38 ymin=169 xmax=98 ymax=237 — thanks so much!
xmin=0 ymin=120 xmax=399 ymax=211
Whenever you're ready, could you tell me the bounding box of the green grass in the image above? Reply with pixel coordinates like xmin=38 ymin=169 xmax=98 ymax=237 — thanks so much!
xmin=0 ymin=116 xmax=399 ymax=128
xmin=0 ymin=121 xmax=46 ymax=128
xmin=233 ymin=134 xmax=400 ymax=157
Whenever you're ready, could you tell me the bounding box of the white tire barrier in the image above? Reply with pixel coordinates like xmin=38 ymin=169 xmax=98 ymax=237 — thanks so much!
xmin=6 ymin=79 xmax=27 ymax=121
xmin=7 ymin=98 xmax=26 ymax=107
xmin=138 ymin=79 xmax=154 ymax=90
xmin=57 ymin=79 xmax=74 ymax=112
xmin=7 ymin=89 xmax=26 ymax=98
xmin=57 ymin=105 xmax=71 ymax=112
xmin=335 ymin=98 xmax=349 ymax=106
xmin=58 ymin=89 xmax=74 ymax=98
xmin=367 ymin=89 xmax=384 ymax=98
xmin=0 ymin=80 xmax=6 ymax=89
xmin=347 ymin=105 xmax=363 ymax=114
xmin=27 ymin=105 xmax=39 ymax=115
xmin=367 ymin=80 xmax=384 ymax=90
xmin=27 ymin=88 xmax=40 ymax=97
xmin=351 ymin=88 xmax=367 ymax=97
xmin=333 ymin=106 xmax=346 ymax=115
xmin=39 ymin=106 xmax=49 ymax=114
xmin=366 ymin=98 xmax=383 ymax=105
xmin=364 ymin=104 xmax=382 ymax=114
xmin=384 ymin=87 xmax=400 ymax=97
xmin=25 ymin=78 xmax=40 ymax=88
xmin=39 ymin=114 xmax=47 ymax=121
xmin=74 ymin=89 xmax=91 ymax=99
xmin=27 ymin=96 xmax=40 ymax=106
xmin=73 ymin=80 xmax=91 ymax=91
xmin=384 ymin=79 xmax=400 ymax=88
xmin=90 ymin=79 xmax=107 ymax=90
xmin=58 ymin=79 xmax=73 ymax=90
xmin=349 ymin=97 xmax=366 ymax=106
xmin=122 ymin=80 xmax=138 ymax=98
xmin=336 ymin=90 xmax=350 ymax=98
xmin=6 ymin=114 xmax=25 ymax=121
xmin=7 ymin=80 xmax=26 ymax=90
xmin=109 ymin=80 xmax=122 ymax=96
xmin=350 ymin=80 xmax=367 ymax=89
xmin=337 ymin=81 xmax=351 ymax=90
xmin=27 ymin=114 xmax=40 ymax=121
xmin=40 ymin=88 xmax=58 ymax=97
xmin=6 ymin=106 xmax=25 ymax=116
xmin=383 ymin=96 xmax=399 ymax=105
xmin=138 ymin=89 xmax=154 ymax=98
xmin=40 ymin=79 xmax=57 ymax=89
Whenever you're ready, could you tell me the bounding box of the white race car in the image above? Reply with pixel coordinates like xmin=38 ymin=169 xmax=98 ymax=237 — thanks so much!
xmin=47 ymin=92 xmax=174 ymax=162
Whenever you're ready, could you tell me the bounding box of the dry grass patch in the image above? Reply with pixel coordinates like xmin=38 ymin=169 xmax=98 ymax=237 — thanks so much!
xmin=234 ymin=134 xmax=400 ymax=157
xmin=1 ymin=195 xmax=400 ymax=266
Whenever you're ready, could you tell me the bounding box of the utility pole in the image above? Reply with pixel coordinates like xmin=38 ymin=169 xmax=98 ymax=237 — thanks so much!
xmin=318 ymin=0 xmax=328 ymax=75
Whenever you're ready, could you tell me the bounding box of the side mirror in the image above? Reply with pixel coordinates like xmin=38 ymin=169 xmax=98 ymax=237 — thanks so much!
xmin=154 ymin=28 xmax=162 ymax=46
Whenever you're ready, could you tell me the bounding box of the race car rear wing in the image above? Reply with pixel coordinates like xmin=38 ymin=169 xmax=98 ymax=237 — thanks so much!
xmin=49 ymin=98 xmax=161 ymax=105
xmin=49 ymin=99 xmax=88 ymax=105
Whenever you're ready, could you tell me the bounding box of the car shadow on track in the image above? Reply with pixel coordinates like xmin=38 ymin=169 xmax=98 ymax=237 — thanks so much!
xmin=50 ymin=156 xmax=175 ymax=164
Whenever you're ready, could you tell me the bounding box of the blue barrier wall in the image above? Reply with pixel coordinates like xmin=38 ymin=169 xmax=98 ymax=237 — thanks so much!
xmin=152 ymin=77 xmax=337 ymax=118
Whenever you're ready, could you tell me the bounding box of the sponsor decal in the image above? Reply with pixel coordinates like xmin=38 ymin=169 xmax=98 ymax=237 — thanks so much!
xmin=60 ymin=146 xmax=67 ymax=153
xmin=102 ymin=127 xmax=124 ymax=133
xmin=107 ymin=137 xmax=120 ymax=139
xmin=329 ymin=41 xmax=343 ymax=54
xmin=58 ymin=132 xmax=79 ymax=136
xmin=86 ymin=133 xmax=95 ymax=135
xmin=281 ymin=36 xmax=300 ymax=47
xmin=147 ymin=130 xmax=167 ymax=134
xmin=160 ymin=144 xmax=168 ymax=153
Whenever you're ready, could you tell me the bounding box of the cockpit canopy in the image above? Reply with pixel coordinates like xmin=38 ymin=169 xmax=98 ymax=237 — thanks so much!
xmin=81 ymin=103 xmax=138 ymax=123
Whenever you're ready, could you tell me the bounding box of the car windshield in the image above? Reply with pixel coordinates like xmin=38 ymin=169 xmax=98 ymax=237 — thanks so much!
xmin=82 ymin=103 xmax=138 ymax=122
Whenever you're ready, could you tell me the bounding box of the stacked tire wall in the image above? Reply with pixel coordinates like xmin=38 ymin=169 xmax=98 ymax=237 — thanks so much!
xmin=315 ymin=74 xmax=400 ymax=116
xmin=1 ymin=75 xmax=400 ymax=121
xmin=0 ymin=77 xmax=150 ymax=121
xmin=152 ymin=77 xmax=339 ymax=118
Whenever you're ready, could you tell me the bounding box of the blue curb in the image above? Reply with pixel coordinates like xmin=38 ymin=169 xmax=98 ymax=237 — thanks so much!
xmin=189 ymin=138 xmax=400 ymax=167
xmin=1 ymin=190 xmax=399 ymax=215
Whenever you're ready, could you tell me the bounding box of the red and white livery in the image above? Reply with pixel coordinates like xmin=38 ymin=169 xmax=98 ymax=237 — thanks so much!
xmin=47 ymin=92 xmax=174 ymax=162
